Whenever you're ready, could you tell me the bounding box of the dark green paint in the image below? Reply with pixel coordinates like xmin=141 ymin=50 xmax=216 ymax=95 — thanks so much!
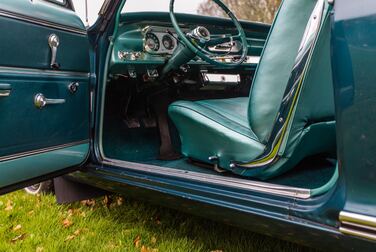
xmin=332 ymin=0 xmax=376 ymax=217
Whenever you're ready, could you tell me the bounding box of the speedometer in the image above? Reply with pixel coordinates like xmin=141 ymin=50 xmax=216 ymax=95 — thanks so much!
xmin=162 ymin=35 xmax=175 ymax=50
xmin=145 ymin=33 xmax=160 ymax=52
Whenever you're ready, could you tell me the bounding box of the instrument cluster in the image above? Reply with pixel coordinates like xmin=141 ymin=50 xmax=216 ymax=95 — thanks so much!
xmin=143 ymin=26 xmax=178 ymax=55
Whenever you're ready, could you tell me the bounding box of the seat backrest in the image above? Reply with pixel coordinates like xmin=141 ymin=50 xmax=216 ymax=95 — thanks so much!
xmin=248 ymin=0 xmax=331 ymax=144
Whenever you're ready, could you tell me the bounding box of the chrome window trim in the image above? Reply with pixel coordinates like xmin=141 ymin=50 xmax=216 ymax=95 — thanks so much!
xmin=0 ymin=9 xmax=87 ymax=35
xmin=0 ymin=140 xmax=89 ymax=163
xmin=101 ymin=158 xmax=312 ymax=199
xmin=0 ymin=66 xmax=90 ymax=78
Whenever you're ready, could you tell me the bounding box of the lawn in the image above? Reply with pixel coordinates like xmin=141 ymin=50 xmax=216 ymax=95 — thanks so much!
xmin=0 ymin=190 xmax=315 ymax=251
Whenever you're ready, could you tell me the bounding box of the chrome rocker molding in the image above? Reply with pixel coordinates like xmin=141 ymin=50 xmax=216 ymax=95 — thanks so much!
xmin=0 ymin=66 xmax=90 ymax=78
xmin=230 ymin=0 xmax=326 ymax=171
xmin=0 ymin=9 xmax=87 ymax=35
xmin=102 ymin=158 xmax=312 ymax=199
xmin=0 ymin=140 xmax=89 ymax=162
xmin=339 ymin=211 xmax=376 ymax=241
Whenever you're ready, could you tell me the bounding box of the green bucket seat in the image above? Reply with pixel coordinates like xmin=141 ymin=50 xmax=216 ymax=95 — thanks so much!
xmin=168 ymin=0 xmax=336 ymax=179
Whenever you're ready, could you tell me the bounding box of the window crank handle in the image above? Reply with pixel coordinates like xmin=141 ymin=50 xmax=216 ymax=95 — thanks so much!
xmin=48 ymin=34 xmax=60 ymax=70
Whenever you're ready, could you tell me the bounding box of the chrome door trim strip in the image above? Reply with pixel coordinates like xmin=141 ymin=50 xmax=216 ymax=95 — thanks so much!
xmin=339 ymin=211 xmax=376 ymax=241
xmin=339 ymin=226 xmax=376 ymax=241
xmin=102 ymin=158 xmax=311 ymax=199
xmin=0 ymin=140 xmax=89 ymax=162
xmin=0 ymin=66 xmax=90 ymax=78
xmin=0 ymin=9 xmax=87 ymax=35
xmin=340 ymin=211 xmax=376 ymax=228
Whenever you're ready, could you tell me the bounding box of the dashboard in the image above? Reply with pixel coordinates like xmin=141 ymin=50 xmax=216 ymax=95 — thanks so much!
xmin=110 ymin=12 xmax=271 ymax=78
xmin=143 ymin=26 xmax=178 ymax=54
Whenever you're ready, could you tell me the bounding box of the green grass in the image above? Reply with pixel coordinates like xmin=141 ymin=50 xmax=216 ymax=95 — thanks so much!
xmin=0 ymin=191 xmax=314 ymax=252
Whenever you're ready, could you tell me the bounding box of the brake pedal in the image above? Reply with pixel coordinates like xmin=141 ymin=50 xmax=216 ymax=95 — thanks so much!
xmin=123 ymin=117 xmax=140 ymax=128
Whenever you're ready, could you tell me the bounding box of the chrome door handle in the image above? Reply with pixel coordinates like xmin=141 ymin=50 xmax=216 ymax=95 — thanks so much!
xmin=34 ymin=93 xmax=65 ymax=109
xmin=48 ymin=34 xmax=60 ymax=70
xmin=0 ymin=84 xmax=11 ymax=97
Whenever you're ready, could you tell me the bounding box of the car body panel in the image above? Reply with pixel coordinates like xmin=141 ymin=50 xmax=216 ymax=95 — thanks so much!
xmin=70 ymin=164 xmax=372 ymax=251
xmin=332 ymin=0 xmax=376 ymax=239
xmin=332 ymin=0 xmax=376 ymax=217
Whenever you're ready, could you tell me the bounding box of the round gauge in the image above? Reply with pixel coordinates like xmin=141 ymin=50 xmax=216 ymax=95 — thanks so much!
xmin=145 ymin=33 xmax=160 ymax=52
xmin=162 ymin=35 xmax=175 ymax=51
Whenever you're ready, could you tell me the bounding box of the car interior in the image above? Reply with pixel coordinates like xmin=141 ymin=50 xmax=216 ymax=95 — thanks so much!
xmin=99 ymin=0 xmax=338 ymax=197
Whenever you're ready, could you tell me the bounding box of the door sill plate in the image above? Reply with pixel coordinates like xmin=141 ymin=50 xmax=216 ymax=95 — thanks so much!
xmin=102 ymin=158 xmax=312 ymax=199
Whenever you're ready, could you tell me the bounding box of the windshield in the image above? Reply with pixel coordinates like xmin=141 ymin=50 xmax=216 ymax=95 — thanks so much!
xmin=121 ymin=0 xmax=282 ymax=24
xmin=122 ymin=0 xmax=204 ymax=14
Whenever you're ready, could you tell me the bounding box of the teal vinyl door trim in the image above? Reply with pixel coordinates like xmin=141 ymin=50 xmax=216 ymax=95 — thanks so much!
xmin=0 ymin=0 xmax=91 ymax=192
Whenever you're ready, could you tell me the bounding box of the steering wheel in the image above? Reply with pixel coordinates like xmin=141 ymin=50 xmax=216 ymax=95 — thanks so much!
xmin=169 ymin=0 xmax=249 ymax=67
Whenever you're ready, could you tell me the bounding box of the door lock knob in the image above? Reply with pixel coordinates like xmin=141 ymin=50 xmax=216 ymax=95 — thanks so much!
xmin=68 ymin=82 xmax=79 ymax=93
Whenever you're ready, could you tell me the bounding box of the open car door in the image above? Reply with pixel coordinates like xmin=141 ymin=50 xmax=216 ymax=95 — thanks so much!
xmin=0 ymin=0 xmax=91 ymax=193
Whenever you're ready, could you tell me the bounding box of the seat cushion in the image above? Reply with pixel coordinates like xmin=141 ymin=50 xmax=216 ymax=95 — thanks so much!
xmin=168 ymin=98 xmax=265 ymax=169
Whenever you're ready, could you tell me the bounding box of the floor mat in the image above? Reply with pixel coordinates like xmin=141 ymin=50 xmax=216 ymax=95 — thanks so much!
xmin=103 ymin=115 xmax=160 ymax=162
xmin=103 ymin=116 xmax=336 ymax=190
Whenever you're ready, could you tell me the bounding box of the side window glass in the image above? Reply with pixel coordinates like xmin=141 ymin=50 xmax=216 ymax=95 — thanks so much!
xmin=71 ymin=0 xmax=106 ymax=27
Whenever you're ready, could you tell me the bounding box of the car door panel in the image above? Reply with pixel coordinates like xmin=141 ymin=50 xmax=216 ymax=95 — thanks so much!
xmin=0 ymin=71 xmax=90 ymax=157
xmin=0 ymin=0 xmax=91 ymax=190
xmin=0 ymin=15 xmax=89 ymax=71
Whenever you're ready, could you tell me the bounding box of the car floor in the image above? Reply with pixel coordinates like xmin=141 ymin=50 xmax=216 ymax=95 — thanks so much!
xmin=102 ymin=114 xmax=337 ymax=190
